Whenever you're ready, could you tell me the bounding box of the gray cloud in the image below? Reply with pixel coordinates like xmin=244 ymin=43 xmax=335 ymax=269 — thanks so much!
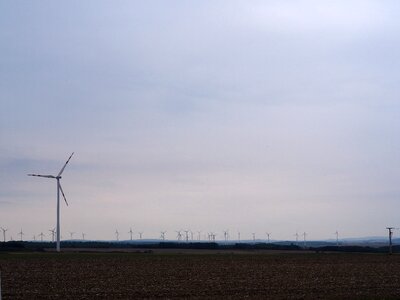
xmin=1 ymin=1 xmax=400 ymax=240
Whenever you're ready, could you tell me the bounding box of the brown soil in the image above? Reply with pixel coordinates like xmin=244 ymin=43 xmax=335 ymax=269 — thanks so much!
xmin=1 ymin=251 xmax=400 ymax=299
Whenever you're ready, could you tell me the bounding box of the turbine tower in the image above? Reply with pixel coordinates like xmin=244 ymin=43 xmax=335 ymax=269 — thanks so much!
xmin=176 ymin=230 xmax=182 ymax=241
xmin=129 ymin=228 xmax=133 ymax=241
xmin=82 ymin=233 xmax=86 ymax=241
xmin=237 ymin=231 xmax=241 ymax=242
xmin=294 ymin=232 xmax=299 ymax=245
xmin=18 ymin=229 xmax=24 ymax=241
xmin=223 ymin=230 xmax=229 ymax=242
xmin=252 ymin=233 xmax=256 ymax=242
xmin=0 ymin=228 xmax=8 ymax=242
xmin=334 ymin=230 xmax=339 ymax=246
xmin=69 ymin=232 xmax=75 ymax=240
xmin=115 ymin=229 xmax=119 ymax=241
xmin=303 ymin=232 xmax=307 ymax=248
xmin=387 ymin=227 xmax=394 ymax=255
xmin=266 ymin=232 xmax=271 ymax=244
xmin=184 ymin=230 xmax=190 ymax=242
xmin=49 ymin=228 xmax=56 ymax=242
xmin=160 ymin=231 xmax=166 ymax=241
xmin=39 ymin=232 xmax=45 ymax=242
xmin=28 ymin=152 xmax=74 ymax=252
xmin=197 ymin=231 xmax=201 ymax=241
xmin=138 ymin=232 xmax=143 ymax=240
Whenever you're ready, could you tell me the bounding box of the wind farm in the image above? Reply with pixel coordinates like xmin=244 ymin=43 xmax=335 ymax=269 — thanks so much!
xmin=2 ymin=0 xmax=400 ymax=298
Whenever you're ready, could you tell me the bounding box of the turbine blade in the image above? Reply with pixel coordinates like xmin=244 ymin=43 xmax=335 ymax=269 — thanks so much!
xmin=57 ymin=152 xmax=74 ymax=177
xmin=28 ymin=174 xmax=56 ymax=178
xmin=59 ymin=184 xmax=69 ymax=206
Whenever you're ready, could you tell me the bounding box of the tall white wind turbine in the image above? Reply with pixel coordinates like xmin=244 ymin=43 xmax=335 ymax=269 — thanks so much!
xmin=28 ymin=152 xmax=74 ymax=252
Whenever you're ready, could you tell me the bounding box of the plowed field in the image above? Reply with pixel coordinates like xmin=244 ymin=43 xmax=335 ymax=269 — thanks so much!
xmin=1 ymin=251 xmax=400 ymax=299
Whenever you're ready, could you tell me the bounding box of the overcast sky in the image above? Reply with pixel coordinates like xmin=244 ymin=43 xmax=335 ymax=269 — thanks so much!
xmin=1 ymin=1 xmax=400 ymax=241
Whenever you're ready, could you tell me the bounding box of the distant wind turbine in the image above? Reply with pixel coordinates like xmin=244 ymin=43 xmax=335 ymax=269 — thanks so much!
xmin=138 ymin=232 xmax=143 ymax=240
xmin=39 ymin=232 xmax=45 ymax=242
xmin=28 ymin=152 xmax=74 ymax=252
xmin=237 ymin=231 xmax=241 ymax=242
xmin=294 ymin=232 xmax=299 ymax=245
xmin=334 ymin=230 xmax=339 ymax=246
xmin=175 ymin=230 xmax=182 ymax=241
xmin=115 ymin=229 xmax=119 ymax=241
xmin=387 ymin=227 xmax=394 ymax=255
xmin=129 ymin=228 xmax=133 ymax=241
xmin=197 ymin=231 xmax=201 ymax=241
xmin=18 ymin=229 xmax=24 ymax=241
xmin=210 ymin=232 xmax=216 ymax=242
xmin=266 ymin=232 xmax=271 ymax=244
xmin=252 ymin=233 xmax=256 ymax=242
xmin=223 ymin=230 xmax=229 ymax=242
xmin=69 ymin=232 xmax=75 ymax=240
xmin=82 ymin=233 xmax=86 ymax=241
xmin=303 ymin=232 xmax=307 ymax=248
xmin=49 ymin=228 xmax=56 ymax=242
xmin=0 ymin=228 xmax=8 ymax=242
xmin=184 ymin=230 xmax=190 ymax=242
xmin=160 ymin=231 xmax=166 ymax=241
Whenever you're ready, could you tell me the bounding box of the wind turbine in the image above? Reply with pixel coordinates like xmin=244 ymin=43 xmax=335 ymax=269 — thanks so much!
xmin=334 ymin=230 xmax=339 ymax=246
xmin=32 ymin=235 xmax=36 ymax=241
xmin=129 ymin=228 xmax=133 ymax=241
xmin=82 ymin=233 xmax=86 ymax=241
xmin=252 ymin=233 xmax=256 ymax=242
xmin=266 ymin=232 xmax=271 ymax=244
xmin=209 ymin=232 xmax=216 ymax=242
xmin=69 ymin=232 xmax=75 ymax=240
xmin=160 ymin=231 xmax=166 ymax=241
xmin=18 ymin=229 xmax=24 ymax=241
xmin=176 ymin=230 xmax=182 ymax=241
xmin=387 ymin=227 xmax=394 ymax=255
xmin=237 ymin=231 xmax=241 ymax=242
xmin=115 ymin=229 xmax=119 ymax=241
xmin=138 ymin=232 xmax=143 ymax=240
xmin=184 ymin=230 xmax=190 ymax=242
xmin=223 ymin=230 xmax=229 ymax=242
xmin=28 ymin=152 xmax=74 ymax=252
xmin=0 ymin=228 xmax=8 ymax=242
xmin=294 ymin=232 xmax=299 ymax=245
xmin=49 ymin=228 xmax=56 ymax=242
xmin=39 ymin=232 xmax=45 ymax=242
xmin=197 ymin=231 xmax=201 ymax=241
xmin=303 ymin=232 xmax=307 ymax=248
